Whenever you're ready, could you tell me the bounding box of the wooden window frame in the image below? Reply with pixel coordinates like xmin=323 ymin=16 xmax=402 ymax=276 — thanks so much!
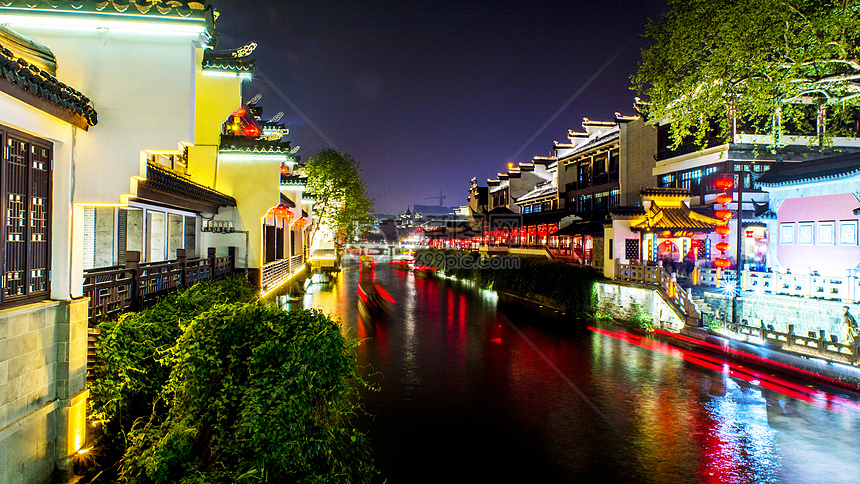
xmin=1 ymin=125 xmax=53 ymax=308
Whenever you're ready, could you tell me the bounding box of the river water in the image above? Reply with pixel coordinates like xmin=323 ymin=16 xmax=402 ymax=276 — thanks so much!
xmin=279 ymin=265 xmax=860 ymax=483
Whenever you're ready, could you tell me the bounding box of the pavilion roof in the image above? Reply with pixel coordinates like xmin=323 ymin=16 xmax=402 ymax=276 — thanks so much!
xmin=630 ymin=202 xmax=722 ymax=233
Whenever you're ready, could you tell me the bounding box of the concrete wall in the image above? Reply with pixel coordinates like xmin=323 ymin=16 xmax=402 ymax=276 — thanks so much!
xmin=0 ymin=299 xmax=88 ymax=484
xmin=619 ymin=118 xmax=657 ymax=206
xmin=595 ymin=282 xmax=685 ymax=331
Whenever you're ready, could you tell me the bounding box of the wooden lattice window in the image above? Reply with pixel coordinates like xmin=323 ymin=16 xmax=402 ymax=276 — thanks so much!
xmin=1 ymin=126 xmax=52 ymax=307
xmin=625 ymin=239 xmax=640 ymax=261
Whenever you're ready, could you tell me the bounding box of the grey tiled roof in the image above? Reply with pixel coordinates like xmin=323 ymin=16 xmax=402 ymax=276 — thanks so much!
xmin=0 ymin=41 xmax=97 ymax=126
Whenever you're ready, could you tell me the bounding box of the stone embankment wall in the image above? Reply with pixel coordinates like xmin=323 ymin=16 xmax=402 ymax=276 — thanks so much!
xmin=595 ymin=282 xmax=685 ymax=331
xmin=0 ymin=299 xmax=88 ymax=484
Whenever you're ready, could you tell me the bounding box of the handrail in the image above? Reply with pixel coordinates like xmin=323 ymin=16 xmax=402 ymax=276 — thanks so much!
xmin=83 ymin=246 xmax=237 ymax=325
xmin=722 ymin=320 xmax=858 ymax=365
xmin=615 ymin=263 xmax=701 ymax=325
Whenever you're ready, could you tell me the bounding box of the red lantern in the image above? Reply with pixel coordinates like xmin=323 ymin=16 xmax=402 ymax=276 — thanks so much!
xmin=280 ymin=164 xmax=289 ymax=175
xmin=714 ymin=209 xmax=733 ymax=220
xmin=715 ymin=225 xmax=731 ymax=236
xmin=272 ymin=204 xmax=291 ymax=218
xmin=715 ymin=194 xmax=733 ymax=205
xmin=714 ymin=258 xmax=730 ymax=269
xmin=243 ymin=124 xmax=260 ymax=137
xmin=714 ymin=177 xmax=734 ymax=191
xmin=233 ymin=106 xmax=247 ymax=117
xmin=715 ymin=241 xmax=730 ymax=252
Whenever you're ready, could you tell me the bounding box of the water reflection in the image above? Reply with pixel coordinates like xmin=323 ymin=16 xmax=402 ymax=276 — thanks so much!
xmin=280 ymin=266 xmax=860 ymax=483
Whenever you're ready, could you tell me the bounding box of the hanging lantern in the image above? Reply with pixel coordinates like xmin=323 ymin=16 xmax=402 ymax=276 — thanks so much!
xmin=294 ymin=217 xmax=307 ymax=228
xmin=243 ymin=124 xmax=260 ymax=137
xmin=280 ymin=164 xmax=290 ymax=175
xmin=715 ymin=193 xmax=733 ymax=205
xmin=715 ymin=225 xmax=731 ymax=236
xmin=714 ymin=177 xmax=734 ymax=191
xmin=714 ymin=257 xmax=730 ymax=269
xmin=714 ymin=209 xmax=733 ymax=220
xmin=272 ymin=204 xmax=291 ymax=218
xmin=715 ymin=241 xmax=730 ymax=252
xmin=233 ymin=106 xmax=247 ymax=117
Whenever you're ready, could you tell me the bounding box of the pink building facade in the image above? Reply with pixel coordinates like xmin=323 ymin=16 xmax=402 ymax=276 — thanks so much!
xmin=757 ymin=154 xmax=860 ymax=277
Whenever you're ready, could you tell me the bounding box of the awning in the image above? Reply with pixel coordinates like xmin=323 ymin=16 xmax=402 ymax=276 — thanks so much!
xmin=550 ymin=220 xmax=604 ymax=237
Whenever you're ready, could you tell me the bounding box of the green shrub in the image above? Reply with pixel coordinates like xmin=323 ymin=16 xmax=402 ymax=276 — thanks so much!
xmin=89 ymin=277 xmax=258 ymax=444
xmin=626 ymin=301 xmax=654 ymax=332
xmin=88 ymin=276 xmax=375 ymax=482
xmin=118 ymin=305 xmax=375 ymax=484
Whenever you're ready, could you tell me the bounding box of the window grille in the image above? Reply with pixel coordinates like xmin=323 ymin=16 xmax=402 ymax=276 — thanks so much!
xmin=1 ymin=126 xmax=52 ymax=307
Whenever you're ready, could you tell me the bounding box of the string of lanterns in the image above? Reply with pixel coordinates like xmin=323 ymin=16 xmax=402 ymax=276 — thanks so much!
xmin=713 ymin=175 xmax=734 ymax=270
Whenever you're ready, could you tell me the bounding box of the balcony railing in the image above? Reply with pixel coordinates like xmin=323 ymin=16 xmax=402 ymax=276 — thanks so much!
xmin=717 ymin=320 xmax=858 ymax=365
xmin=261 ymin=254 xmax=305 ymax=294
xmin=742 ymin=270 xmax=858 ymax=302
xmin=83 ymin=247 xmax=236 ymax=325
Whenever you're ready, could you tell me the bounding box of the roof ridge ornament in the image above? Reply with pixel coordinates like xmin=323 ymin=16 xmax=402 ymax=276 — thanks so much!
xmin=232 ymin=42 xmax=257 ymax=58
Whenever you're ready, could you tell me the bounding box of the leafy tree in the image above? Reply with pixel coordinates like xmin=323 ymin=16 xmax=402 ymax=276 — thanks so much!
xmin=304 ymin=149 xmax=374 ymax=248
xmin=632 ymin=0 xmax=860 ymax=148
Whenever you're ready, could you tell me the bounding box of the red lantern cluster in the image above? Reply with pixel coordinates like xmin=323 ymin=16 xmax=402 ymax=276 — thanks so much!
xmin=272 ymin=203 xmax=292 ymax=219
xmin=713 ymin=175 xmax=734 ymax=270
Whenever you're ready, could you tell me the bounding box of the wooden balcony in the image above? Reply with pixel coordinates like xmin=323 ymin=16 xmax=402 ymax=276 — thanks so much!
xmin=83 ymin=247 xmax=236 ymax=326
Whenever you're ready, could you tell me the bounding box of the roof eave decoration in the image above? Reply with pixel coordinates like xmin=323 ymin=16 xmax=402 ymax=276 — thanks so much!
xmin=757 ymin=167 xmax=860 ymax=187
xmin=202 ymin=42 xmax=256 ymax=74
xmin=0 ymin=41 xmax=97 ymax=129
xmin=143 ymin=161 xmax=236 ymax=208
xmin=0 ymin=1 xmax=210 ymax=19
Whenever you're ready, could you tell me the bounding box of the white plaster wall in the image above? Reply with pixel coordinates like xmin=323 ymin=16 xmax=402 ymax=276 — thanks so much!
xmin=5 ymin=25 xmax=202 ymax=204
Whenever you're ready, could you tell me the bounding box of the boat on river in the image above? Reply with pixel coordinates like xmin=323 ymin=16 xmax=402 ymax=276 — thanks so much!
xmin=357 ymin=280 xmax=396 ymax=319
xmin=412 ymin=265 xmax=437 ymax=279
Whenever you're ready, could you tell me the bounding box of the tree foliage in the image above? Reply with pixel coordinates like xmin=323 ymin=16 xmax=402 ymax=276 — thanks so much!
xmin=632 ymin=0 xmax=860 ymax=148
xmin=304 ymin=149 xmax=374 ymax=247
xmin=89 ymin=278 xmax=376 ymax=483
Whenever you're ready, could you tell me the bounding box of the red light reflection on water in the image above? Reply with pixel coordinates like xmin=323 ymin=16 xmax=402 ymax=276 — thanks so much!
xmin=588 ymin=326 xmax=860 ymax=412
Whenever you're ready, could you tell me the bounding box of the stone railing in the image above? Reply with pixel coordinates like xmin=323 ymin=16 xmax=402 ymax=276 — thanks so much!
xmin=615 ymin=263 xmax=701 ymax=325
xmin=83 ymin=247 xmax=236 ymax=325
xmin=742 ymin=270 xmax=858 ymax=302
xmin=720 ymin=320 xmax=858 ymax=365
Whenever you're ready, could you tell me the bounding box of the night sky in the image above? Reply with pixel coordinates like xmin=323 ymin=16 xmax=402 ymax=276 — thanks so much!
xmin=214 ymin=1 xmax=667 ymax=214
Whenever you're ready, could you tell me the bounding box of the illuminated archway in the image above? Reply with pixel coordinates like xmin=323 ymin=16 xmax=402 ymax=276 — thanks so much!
xmin=657 ymin=240 xmax=680 ymax=262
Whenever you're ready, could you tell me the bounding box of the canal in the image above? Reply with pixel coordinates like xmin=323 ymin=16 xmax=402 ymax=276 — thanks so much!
xmin=281 ymin=265 xmax=860 ymax=483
